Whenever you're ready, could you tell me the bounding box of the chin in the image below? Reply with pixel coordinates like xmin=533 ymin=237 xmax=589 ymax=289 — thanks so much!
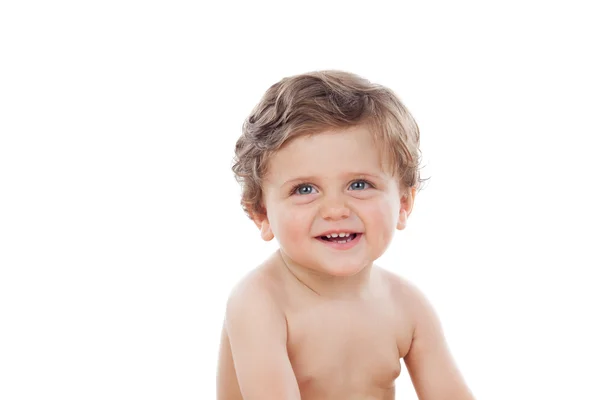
xmin=316 ymin=258 xmax=372 ymax=277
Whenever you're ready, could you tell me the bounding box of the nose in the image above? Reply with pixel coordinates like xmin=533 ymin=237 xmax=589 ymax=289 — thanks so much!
xmin=319 ymin=194 xmax=350 ymax=221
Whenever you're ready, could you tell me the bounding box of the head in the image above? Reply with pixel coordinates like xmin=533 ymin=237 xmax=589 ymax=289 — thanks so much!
xmin=232 ymin=70 xmax=424 ymax=276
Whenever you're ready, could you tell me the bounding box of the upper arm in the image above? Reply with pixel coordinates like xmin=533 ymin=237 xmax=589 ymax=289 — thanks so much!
xmin=403 ymin=284 xmax=475 ymax=400
xmin=216 ymin=320 xmax=243 ymax=400
xmin=222 ymin=281 xmax=301 ymax=400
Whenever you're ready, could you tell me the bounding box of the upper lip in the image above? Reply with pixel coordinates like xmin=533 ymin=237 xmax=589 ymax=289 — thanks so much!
xmin=315 ymin=229 xmax=361 ymax=237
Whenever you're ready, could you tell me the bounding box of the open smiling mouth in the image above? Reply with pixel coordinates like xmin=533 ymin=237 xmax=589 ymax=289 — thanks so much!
xmin=316 ymin=233 xmax=360 ymax=244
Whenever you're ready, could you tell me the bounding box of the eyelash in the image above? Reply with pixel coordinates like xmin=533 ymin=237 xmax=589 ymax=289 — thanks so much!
xmin=290 ymin=180 xmax=374 ymax=195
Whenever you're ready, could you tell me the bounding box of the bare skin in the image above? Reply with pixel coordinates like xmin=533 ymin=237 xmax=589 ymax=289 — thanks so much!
xmin=218 ymin=125 xmax=475 ymax=399
xmin=217 ymin=251 xmax=475 ymax=400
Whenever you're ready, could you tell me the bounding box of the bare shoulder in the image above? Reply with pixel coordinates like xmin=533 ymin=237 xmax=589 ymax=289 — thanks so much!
xmin=377 ymin=267 xmax=418 ymax=298
xmin=377 ymin=269 xmax=476 ymax=399
xmin=223 ymin=259 xmax=289 ymax=360
xmin=226 ymin=260 xmax=285 ymax=313
xmin=376 ymin=267 xmax=426 ymax=319
xmin=378 ymin=268 xmax=438 ymax=318
xmin=218 ymin=257 xmax=301 ymax=400
xmin=377 ymin=268 xmax=445 ymax=353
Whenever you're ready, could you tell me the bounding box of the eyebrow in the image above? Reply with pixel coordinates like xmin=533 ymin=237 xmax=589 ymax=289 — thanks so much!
xmin=281 ymin=172 xmax=384 ymax=187
xmin=282 ymin=176 xmax=318 ymax=187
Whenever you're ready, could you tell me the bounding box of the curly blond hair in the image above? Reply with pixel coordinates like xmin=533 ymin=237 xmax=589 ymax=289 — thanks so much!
xmin=232 ymin=70 xmax=424 ymax=218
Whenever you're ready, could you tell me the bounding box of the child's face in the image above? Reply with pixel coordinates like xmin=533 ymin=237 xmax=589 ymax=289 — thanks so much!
xmin=255 ymin=125 xmax=414 ymax=277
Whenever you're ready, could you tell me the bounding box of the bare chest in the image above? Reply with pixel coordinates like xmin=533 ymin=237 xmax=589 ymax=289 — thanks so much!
xmin=285 ymin=299 xmax=410 ymax=397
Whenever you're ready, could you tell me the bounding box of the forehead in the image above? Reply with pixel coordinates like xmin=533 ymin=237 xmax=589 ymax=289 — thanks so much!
xmin=265 ymin=125 xmax=386 ymax=182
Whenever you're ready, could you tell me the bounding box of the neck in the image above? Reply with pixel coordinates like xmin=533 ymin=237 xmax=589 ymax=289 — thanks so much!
xmin=276 ymin=249 xmax=375 ymax=300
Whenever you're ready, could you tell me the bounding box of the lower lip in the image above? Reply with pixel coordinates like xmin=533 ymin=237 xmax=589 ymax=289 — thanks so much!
xmin=315 ymin=233 xmax=363 ymax=250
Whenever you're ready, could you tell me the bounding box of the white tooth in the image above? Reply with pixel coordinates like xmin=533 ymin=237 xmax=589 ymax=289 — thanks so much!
xmin=331 ymin=233 xmax=338 ymax=238
xmin=326 ymin=235 xmax=331 ymax=238
xmin=338 ymin=240 xmax=347 ymax=243
xmin=339 ymin=233 xmax=346 ymax=237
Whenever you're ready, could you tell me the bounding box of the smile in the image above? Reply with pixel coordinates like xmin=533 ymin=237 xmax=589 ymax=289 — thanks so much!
xmin=319 ymin=232 xmax=358 ymax=243
xmin=315 ymin=232 xmax=363 ymax=250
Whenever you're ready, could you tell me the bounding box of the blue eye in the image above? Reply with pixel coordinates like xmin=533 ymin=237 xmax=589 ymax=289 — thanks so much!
xmin=293 ymin=184 xmax=315 ymax=195
xmin=349 ymin=180 xmax=371 ymax=190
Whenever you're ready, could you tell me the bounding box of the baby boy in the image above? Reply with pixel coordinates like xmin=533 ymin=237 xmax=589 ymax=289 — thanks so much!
xmin=217 ymin=70 xmax=475 ymax=400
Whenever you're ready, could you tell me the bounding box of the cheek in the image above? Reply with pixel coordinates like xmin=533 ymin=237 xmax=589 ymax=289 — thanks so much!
xmin=360 ymin=199 xmax=399 ymax=244
xmin=363 ymin=199 xmax=397 ymax=227
xmin=270 ymin=205 xmax=313 ymax=242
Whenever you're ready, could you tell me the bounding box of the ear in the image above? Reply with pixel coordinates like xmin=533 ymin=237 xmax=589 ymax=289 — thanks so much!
xmin=248 ymin=206 xmax=274 ymax=241
xmin=396 ymin=186 xmax=416 ymax=231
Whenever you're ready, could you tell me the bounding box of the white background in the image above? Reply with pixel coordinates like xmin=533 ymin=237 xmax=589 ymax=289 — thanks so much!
xmin=1 ymin=1 xmax=599 ymax=399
